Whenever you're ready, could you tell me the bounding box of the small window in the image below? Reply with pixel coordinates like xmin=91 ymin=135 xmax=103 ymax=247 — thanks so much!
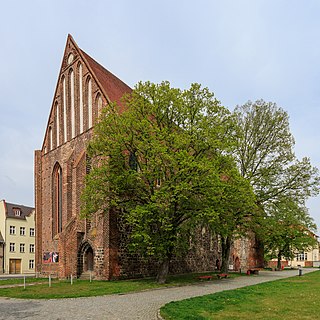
xmin=29 ymin=260 xmax=34 ymax=269
xmin=13 ymin=208 xmax=21 ymax=216
xmin=9 ymin=226 xmax=16 ymax=235
xmin=68 ymin=53 xmax=74 ymax=64
xmin=30 ymin=244 xmax=35 ymax=253
xmin=30 ymin=228 xmax=35 ymax=237
xmin=9 ymin=243 xmax=15 ymax=252
xmin=20 ymin=243 xmax=25 ymax=253
xmin=20 ymin=227 xmax=25 ymax=236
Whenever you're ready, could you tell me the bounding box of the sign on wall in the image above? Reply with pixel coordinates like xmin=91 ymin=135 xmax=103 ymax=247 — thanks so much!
xmin=43 ymin=252 xmax=59 ymax=263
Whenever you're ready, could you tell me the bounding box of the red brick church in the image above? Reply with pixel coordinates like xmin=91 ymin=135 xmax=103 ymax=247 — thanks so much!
xmin=35 ymin=35 xmax=263 ymax=280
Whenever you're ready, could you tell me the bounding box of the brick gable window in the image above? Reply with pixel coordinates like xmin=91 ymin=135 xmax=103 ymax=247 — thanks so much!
xmin=87 ymin=77 xmax=93 ymax=128
xmin=52 ymin=163 xmax=63 ymax=236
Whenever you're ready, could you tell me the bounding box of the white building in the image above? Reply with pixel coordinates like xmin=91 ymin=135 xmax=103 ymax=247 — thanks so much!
xmin=0 ymin=200 xmax=35 ymax=274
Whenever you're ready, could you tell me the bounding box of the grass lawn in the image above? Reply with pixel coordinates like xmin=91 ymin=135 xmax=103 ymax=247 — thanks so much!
xmin=0 ymin=271 xmax=239 ymax=299
xmin=160 ymin=270 xmax=320 ymax=320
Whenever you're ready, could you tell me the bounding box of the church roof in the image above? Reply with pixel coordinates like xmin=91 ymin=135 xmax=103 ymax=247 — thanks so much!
xmin=80 ymin=49 xmax=132 ymax=107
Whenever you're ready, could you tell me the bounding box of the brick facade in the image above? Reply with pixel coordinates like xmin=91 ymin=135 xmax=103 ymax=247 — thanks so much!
xmin=35 ymin=35 xmax=263 ymax=280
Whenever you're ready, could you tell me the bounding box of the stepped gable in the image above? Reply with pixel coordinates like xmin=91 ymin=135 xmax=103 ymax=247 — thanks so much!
xmin=80 ymin=49 xmax=132 ymax=107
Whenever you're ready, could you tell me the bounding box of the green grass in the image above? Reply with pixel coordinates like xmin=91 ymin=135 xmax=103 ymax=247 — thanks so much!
xmin=0 ymin=277 xmax=54 ymax=286
xmin=160 ymin=270 xmax=320 ymax=320
xmin=0 ymin=271 xmax=239 ymax=299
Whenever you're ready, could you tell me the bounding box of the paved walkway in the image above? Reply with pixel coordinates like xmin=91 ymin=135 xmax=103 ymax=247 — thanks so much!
xmin=0 ymin=268 xmax=317 ymax=320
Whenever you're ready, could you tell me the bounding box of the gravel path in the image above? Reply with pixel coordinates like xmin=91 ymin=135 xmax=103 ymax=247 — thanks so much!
xmin=0 ymin=268 xmax=317 ymax=320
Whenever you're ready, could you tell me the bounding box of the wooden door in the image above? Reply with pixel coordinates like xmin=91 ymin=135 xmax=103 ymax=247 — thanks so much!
xmin=9 ymin=259 xmax=21 ymax=274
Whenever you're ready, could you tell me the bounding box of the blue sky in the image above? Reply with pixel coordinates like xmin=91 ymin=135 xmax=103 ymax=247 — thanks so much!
xmin=1 ymin=0 xmax=320 ymax=228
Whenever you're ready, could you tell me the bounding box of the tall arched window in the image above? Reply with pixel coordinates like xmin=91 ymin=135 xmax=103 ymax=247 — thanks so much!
xmin=56 ymin=102 xmax=60 ymax=146
xmin=78 ymin=63 xmax=84 ymax=134
xmin=48 ymin=126 xmax=53 ymax=151
xmin=70 ymin=69 xmax=75 ymax=138
xmin=87 ymin=77 xmax=92 ymax=128
xmin=52 ymin=163 xmax=63 ymax=236
xmin=96 ymin=93 xmax=103 ymax=117
xmin=62 ymin=76 xmax=67 ymax=143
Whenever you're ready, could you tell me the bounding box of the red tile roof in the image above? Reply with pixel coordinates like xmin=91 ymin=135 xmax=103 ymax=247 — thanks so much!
xmin=80 ymin=49 xmax=132 ymax=108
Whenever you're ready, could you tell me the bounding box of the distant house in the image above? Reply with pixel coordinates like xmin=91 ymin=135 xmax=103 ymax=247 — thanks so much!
xmin=0 ymin=231 xmax=4 ymax=273
xmin=268 ymin=234 xmax=320 ymax=269
xmin=0 ymin=200 xmax=35 ymax=274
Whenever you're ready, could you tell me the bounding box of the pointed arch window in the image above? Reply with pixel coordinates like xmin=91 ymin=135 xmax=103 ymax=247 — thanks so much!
xmin=48 ymin=126 xmax=53 ymax=151
xmin=69 ymin=69 xmax=75 ymax=139
xmin=96 ymin=93 xmax=103 ymax=117
xmin=87 ymin=77 xmax=93 ymax=128
xmin=62 ymin=76 xmax=67 ymax=142
xmin=78 ymin=63 xmax=84 ymax=134
xmin=56 ymin=102 xmax=60 ymax=146
xmin=52 ymin=163 xmax=63 ymax=236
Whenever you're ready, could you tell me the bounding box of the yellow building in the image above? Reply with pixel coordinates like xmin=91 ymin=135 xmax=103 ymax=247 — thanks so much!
xmin=0 ymin=200 xmax=35 ymax=274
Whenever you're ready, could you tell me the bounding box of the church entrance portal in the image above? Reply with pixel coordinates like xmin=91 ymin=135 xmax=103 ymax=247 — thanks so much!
xmin=77 ymin=242 xmax=94 ymax=277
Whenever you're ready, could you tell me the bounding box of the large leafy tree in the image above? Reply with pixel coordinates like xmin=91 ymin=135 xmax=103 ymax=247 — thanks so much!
xmin=81 ymin=81 xmax=235 ymax=283
xmin=234 ymin=100 xmax=320 ymax=265
xmin=208 ymin=156 xmax=257 ymax=273
xmin=259 ymin=197 xmax=317 ymax=270
xmin=234 ymin=100 xmax=320 ymax=205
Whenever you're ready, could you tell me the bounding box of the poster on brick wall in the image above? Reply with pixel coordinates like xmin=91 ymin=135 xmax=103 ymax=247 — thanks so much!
xmin=43 ymin=252 xmax=59 ymax=263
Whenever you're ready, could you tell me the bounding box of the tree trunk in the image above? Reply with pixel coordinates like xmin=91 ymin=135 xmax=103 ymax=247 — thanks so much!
xmin=221 ymin=235 xmax=232 ymax=274
xmin=156 ymin=258 xmax=170 ymax=284
xmin=277 ymin=251 xmax=282 ymax=270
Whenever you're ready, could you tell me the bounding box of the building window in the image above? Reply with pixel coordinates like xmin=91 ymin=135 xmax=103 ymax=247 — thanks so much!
xmin=49 ymin=126 xmax=53 ymax=151
xmin=29 ymin=260 xmax=34 ymax=269
xmin=79 ymin=63 xmax=84 ymax=133
xmin=296 ymin=252 xmax=307 ymax=261
xmin=70 ymin=69 xmax=75 ymax=138
xmin=9 ymin=243 xmax=15 ymax=252
xmin=9 ymin=226 xmax=16 ymax=235
xmin=96 ymin=93 xmax=103 ymax=116
xmin=20 ymin=243 xmax=25 ymax=253
xmin=56 ymin=102 xmax=60 ymax=146
xmin=20 ymin=227 xmax=26 ymax=236
xmin=30 ymin=228 xmax=35 ymax=237
xmin=67 ymin=53 xmax=74 ymax=65
xmin=62 ymin=76 xmax=67 ymax=143
xmin=87 ymin=77 xmax=93 ymax=128
xmin=13 ymin=208 xmax=21 ymax=216
xmin=30 ymin=244 xmax=35 ymax=253
xmin=52 ymin=163 xmax=63 ymax=236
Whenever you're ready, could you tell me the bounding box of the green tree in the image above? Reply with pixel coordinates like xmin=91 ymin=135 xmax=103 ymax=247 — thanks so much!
xmin=259 ymin=198 xmax=317 ymax=270
xmin=234 ymin=100 xmax=320 ymax=266
xmin=234 ymin=100 xmax=320 ymax=205
xmin=208 ymin=157 xmax=257 ymax=273
xmin=81 ymin=81 xmax=235 ymax=283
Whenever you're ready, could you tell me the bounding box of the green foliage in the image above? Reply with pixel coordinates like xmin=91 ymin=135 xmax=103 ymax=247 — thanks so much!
xmin=234 ymin=100 xmax=320 ymax=263
xmin=234 ymin=100 xmax=320 ymax=205
xmin=258 ymin=197 xmax=317 ymax=262
xmin=81 ymin=81 xmax=235 ymax=280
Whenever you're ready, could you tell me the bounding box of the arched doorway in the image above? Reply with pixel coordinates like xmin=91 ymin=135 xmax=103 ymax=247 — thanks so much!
xmin=77 ymin=242 xmax=94 ymax=278
xmin=234 ymin=256 xmax=241 ymax=271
